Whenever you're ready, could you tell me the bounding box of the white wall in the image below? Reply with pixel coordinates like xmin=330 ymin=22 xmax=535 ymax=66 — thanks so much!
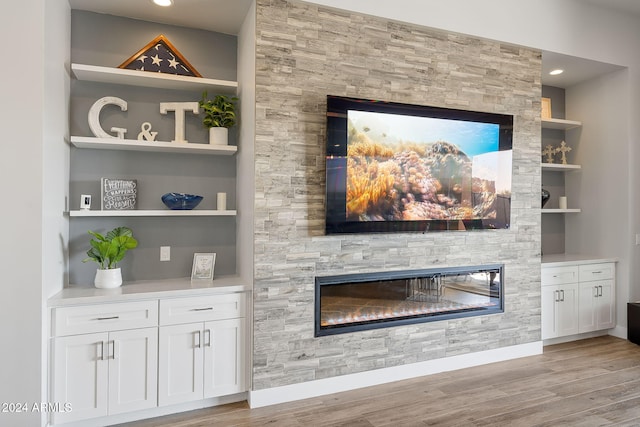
xmin=42 ymin=1 xmax=70 ymax=424
xmin=565 ymin=69 xmax=631 ymax=325
xmin=237 ymin=0 xmax=256 ymax=284
xmin=307 ymin=0 xmax=640 ymax=326
xmin=0 ymin=0 xmax=69 ymax=425
xmin=0 ymin=0 xmax=46 ymax=425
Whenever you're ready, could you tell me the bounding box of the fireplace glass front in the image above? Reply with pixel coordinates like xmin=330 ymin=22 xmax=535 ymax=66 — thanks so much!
xmin=315 ymin=265 xmax=503 ymax=336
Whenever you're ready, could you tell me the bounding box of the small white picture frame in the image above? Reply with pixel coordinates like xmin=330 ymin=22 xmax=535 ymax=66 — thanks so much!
xmin=80 ymin=194 xmax=92 ymax=210
xmin=191 ymin=253 xmax=216 ymax=281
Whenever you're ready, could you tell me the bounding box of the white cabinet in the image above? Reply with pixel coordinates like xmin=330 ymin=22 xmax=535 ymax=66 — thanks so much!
xmin=541 ymin=266 xmax=579 ymax=339
xmin=49 ymin=286 xmax=250 ymax=425
xmin=158 ymin=293 xmax=247 ymax=406
xmin=52 ymin=333 xmax=108 ymax=423
xmin=51 ymin=301 xmax=159 ymax=424
xmin=542 ymin=261 xmax=616 ymax=341
xmin=578 ymin=263 xmax=616 ymax=333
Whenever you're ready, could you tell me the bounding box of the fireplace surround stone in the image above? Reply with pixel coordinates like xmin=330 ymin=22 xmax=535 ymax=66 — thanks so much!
xmin=252 ymin=0 xmax=541 ymax=392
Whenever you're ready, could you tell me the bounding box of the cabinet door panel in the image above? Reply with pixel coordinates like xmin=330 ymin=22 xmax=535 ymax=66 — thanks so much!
xmin=158 ymin=323 xmax=203 ymax=406
xmin=579 ymin=283 xmax=598 ymax=333
xmin=557 ymin=284 xmax=579 ymax=337
xmin=108 ymin=327 xmax=158 ymax=414
xmin=203 ymin=318 xmax=246 ymax=398
xmin=52 ymin=333 xmax=109 ymax=424
xmin=596 ymin=280 xmax=615 ymax=329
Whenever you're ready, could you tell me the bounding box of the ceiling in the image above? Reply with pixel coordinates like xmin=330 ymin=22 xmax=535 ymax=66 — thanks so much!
xmin=541 ymin=51 xmax=624 ymax=89
xmin=69 ymin=0 xmax=633 ymax=88
xmin=579 ymin=0 xmax=640 ymax=17
xmin=68 ymin=0 xmax=253 ymax=35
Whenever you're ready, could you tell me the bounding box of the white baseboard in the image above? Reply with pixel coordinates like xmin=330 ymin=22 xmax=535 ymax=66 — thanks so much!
xmin=610 ymin=325 xmax=627 ymax=340
xmin=248 ymin=341 xmax=542 ymax=408
xmin=49 ymin=393 xmax=247 ymax=427
xmin=542 ymin=328 xmax=628 ymax=346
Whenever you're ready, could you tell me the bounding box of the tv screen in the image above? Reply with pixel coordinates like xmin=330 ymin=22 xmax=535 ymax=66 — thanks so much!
xmin=325 ymin=96 xmax=513 ymax=234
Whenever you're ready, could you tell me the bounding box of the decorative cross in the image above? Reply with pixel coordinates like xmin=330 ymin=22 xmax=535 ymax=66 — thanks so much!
xmin=542 ymin=144 xmax=557 ymax=163
xmin=557 ymin=141 xmax=572 ymax=165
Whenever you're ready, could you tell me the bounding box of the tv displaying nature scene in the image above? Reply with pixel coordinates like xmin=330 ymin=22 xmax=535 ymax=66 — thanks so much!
xmin=325 ymin=96 xmax=513 ymax=234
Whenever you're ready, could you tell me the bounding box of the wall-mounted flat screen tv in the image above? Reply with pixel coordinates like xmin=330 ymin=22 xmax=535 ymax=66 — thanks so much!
xmin=325 ymin=96 xmax=513 ymax=234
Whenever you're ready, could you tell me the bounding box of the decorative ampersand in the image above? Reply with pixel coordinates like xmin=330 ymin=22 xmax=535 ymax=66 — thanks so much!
xmin=137 ymin=122 xmax=158 ymax=141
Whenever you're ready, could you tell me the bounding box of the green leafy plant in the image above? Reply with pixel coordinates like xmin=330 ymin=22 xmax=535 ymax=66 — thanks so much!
xmin=83 ymin=226 xmax=138 ymax=270
xmin=199 ymin=92 xmax=238 ymax=128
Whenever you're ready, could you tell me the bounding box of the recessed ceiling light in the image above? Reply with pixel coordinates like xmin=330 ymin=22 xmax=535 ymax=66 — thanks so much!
xmin=549 ymin=69 xmax=564 ymax=76
xmin=152 ymin=0 xmax=173 ymax=6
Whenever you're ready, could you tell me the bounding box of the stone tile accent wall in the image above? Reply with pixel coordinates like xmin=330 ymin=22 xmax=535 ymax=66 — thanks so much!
xmin=253 ymin=0 xmax=542 ymax=390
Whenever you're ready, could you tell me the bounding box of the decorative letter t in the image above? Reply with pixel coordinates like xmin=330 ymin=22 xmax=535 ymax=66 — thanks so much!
xmin=159 ymin=102 xmax=200 ymax=144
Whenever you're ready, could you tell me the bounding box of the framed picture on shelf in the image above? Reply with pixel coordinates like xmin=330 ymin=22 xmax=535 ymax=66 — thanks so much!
xmin=101 ymin=177 xmax=137 ymax=210
xmin=191 ymin=253 xmax=216 ymax=281
xmin=541 ymin=97 xmax=552 ymax=119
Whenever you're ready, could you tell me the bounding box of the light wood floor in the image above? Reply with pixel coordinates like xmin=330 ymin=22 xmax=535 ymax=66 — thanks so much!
xmin=120 ymin=336 xmax=640 ymax=426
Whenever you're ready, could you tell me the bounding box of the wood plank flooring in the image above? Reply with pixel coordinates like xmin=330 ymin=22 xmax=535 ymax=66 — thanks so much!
xmin=119 ymin=336 xmax=640 ymax=426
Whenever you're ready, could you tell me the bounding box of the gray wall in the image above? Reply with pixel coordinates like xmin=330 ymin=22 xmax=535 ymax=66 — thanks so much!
xmin=252 ymin=0 xmax=541 ymax=390
xmin=565 ymin=69 xmax=631 ymax=327
xmin=68 ymin=11 xmax=239 ymax=285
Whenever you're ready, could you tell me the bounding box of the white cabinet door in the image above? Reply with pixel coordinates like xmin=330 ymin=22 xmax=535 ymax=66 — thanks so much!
xmin=578 ymin=282 xmax=598 ymax=333
xmin=596 ymin=280 xmax=615 ymax=329
xmin=108 ymin=327 xmax=158 ymax=415
xmin=158 ymin=323 xmax=204 ymax=406
xmin=203 ymin=318 xmax=246 ymax=398
xmin=52 ymin=333 xmax=109 ymax=424
xmin=541 ymin=284 xmax=579 ymax=339
xmin=556 ymin=284 xmax=579 ymax=337
xmin=579 ymin=280 xmax=615 ymax=333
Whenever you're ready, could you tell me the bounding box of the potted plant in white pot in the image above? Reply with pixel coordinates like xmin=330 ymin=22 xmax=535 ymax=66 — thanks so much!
xmin=83 ymin=226 xmax=138 ymax=289
xmin=199 ymin=92 xmax=238 ymax=145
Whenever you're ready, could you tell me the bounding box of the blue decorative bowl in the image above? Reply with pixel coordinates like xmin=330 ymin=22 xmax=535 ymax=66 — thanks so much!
xmin=161 ymin=193 xmax=203 ymax=210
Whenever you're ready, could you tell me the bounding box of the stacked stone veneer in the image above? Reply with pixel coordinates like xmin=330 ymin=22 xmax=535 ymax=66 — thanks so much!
xmin=253 ymin=0 xmax=542 ymax=390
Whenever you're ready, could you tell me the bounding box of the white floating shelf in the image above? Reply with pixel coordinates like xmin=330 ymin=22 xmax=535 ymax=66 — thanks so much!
xmin=70 ymin=136 xmax=237 ymax=155
xmin=542 ymin=209 xmax=581 ymax=214
xmin=69 ymin=210 xmax=237 ymax=217
xmin=71 ymin=63 xmax=237 ymax=92
xmin=541 ymin=163 xmax=581 ymax=171
xmin=541 ymin=118 xmax=582 ymax=130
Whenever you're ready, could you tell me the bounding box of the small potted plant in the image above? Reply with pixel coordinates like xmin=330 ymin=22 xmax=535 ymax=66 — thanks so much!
xmin=83 ymin=226 xmax=138 ymax=288
xmin=199 ymin=91 xmax=238 ymax=145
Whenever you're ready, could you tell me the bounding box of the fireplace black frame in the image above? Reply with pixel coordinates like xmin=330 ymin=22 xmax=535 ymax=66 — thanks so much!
xmin=315 ymin=264 xmax=504 ymax=337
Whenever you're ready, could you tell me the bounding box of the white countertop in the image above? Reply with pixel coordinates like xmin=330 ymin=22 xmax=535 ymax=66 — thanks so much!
xmin=541 ymin=253 xmax=618 ymax=267
xmin=48 ymin=275 xmax=251 ymax=307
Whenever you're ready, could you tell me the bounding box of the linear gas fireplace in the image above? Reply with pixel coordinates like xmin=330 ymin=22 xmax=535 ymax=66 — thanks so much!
xmin=315 ymin=264 xmax=504 ymax=336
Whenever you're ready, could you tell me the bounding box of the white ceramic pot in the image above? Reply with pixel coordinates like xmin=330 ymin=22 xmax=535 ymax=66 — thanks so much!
xmin=208 ymin=127 xmax=228 ymax=145
xmin=94 ymin=268 xmax=123 ymax=289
